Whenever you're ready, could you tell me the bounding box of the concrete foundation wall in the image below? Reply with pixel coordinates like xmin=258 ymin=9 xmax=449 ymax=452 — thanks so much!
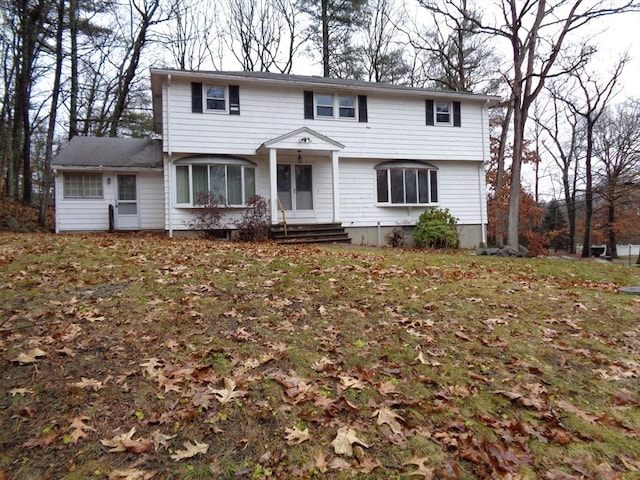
xmin=345 ymin=224 xmax=485 ymax=249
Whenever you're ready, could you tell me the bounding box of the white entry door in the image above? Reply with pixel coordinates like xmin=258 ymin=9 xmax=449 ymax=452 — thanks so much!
xmin=277 ymin=165 xmax=313 ymax=214
xmin=116 ymin=174 xmax=139 ymax=229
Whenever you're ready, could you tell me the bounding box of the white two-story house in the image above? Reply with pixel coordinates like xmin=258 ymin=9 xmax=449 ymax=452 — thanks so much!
xmin=53 ymin=69 xmax=497 ymax=247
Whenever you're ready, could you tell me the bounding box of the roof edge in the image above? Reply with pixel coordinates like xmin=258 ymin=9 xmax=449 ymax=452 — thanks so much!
xmin=150 ymin=68 xmax=501 ymax=103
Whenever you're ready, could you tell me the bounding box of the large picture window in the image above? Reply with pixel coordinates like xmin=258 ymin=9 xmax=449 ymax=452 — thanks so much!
xmin=175 ymin=157 xmax=256 ymax=206
xmin=375 ymin=162 xmax=438 ymax=205
xmin=63 ymin=173 xmax=103 ymax=198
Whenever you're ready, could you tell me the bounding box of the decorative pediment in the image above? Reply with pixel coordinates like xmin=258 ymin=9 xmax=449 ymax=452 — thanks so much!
xmin=257 ymin=127 xmax=344 ymax=153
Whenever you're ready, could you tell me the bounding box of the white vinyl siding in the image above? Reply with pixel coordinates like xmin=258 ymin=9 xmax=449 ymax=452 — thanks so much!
xmin=339 ymin=159 xmax=485 ymax=227
xmin=55 ymin=171 xmax=163 ymax=232
xmin=161 ymin=81 xmax=488 ymax=162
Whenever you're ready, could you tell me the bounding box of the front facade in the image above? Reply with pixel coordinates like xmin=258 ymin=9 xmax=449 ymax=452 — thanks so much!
xmin=151 ymin=69 xmax=495 ymax=247
xmin=53 ymin=70 xmax=496 ymax=248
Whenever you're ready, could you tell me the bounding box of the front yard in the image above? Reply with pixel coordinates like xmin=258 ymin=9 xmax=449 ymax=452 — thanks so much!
xmin=1 ymin=233 xmax=638 ymax=479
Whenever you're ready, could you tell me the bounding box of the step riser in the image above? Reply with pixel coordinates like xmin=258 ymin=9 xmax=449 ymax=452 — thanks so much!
xmin=271 ymin=223 xmax=351 ymax=245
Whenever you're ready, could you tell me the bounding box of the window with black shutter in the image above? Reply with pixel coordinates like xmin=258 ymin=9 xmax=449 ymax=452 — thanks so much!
xmin=191 ymin=82 xmax=203 ymax=113
xmin=425 ymin=99 xmax=434 ymax=126
xmin=358 ymin=95 xmax=368 ymax=123
xmin=304 ymin=91 xmax=314 ymax=119
xmin=229 ymin=85 xmax=240 ymax=115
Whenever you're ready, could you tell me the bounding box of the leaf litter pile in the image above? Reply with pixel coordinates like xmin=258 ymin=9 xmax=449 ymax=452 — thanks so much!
xmin=1 ymin=233 xmax=639 ymax=479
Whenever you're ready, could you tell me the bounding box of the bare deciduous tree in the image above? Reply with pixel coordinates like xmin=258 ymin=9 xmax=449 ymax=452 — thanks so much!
xmin=437 ymin=0 xmax=638 ymax=249
xmin=224 ymin=0 xmax=304 ymax=73
xmin=536 ymin=92 xmax=583 ymax=253
xmin=593 ymin=101 xmax=640 ymax=258
xmin=561 ymin=55 xmax=628 ymax=257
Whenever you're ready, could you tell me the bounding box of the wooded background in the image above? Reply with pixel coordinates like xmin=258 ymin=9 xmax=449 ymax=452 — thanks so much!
xmin=1 ymin=0 xmax=638 ymax=257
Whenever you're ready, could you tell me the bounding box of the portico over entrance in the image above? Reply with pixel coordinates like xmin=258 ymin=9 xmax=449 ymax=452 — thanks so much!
xmin=257 ymin=127 xmax=345 ymax=225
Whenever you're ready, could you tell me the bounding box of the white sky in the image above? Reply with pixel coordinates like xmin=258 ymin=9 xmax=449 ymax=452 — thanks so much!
xmin=588 ymin=10 xmax=640 ymax=100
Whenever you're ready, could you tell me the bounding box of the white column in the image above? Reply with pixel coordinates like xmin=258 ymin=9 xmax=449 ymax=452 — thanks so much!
xmin=332 ymin=151 xmax=340 ymax=223
xmin=269 ymin=148 xmax=278 ymax=225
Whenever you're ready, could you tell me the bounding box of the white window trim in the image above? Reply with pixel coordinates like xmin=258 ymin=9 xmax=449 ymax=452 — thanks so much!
xmin=435 ymin=101 xmax=452 ymax=125
xmin=204 ymin=85 xmax=227 ymax=113
xmin=63 ymin=172 xmax=104 ymax=199
xmin=314 ymin=93 xmax=358 ymax=120
xmin=338 ymin=94 xmax=356 ymax=119
xmin=174 ymin=160 xmax=256 ymax=207
xmin=375 ymin=162 xmax=439 ymax=207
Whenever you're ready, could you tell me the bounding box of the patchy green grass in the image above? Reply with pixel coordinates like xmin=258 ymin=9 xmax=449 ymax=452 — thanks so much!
xmin=1 ymin=233 xmax=639 ymax=479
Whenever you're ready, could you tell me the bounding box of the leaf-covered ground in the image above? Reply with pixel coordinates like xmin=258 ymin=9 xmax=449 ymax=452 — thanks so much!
xmin=1 ymin=233 xmax=639 ymax=480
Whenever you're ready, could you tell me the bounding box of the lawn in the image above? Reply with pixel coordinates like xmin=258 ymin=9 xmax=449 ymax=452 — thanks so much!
xmin=0 ymin=233 xmax=638 ymax=479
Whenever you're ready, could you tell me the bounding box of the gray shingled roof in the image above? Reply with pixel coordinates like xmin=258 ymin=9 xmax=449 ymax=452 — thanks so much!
xmin=150 ymin=68 xmax=500 ymax=102
xmin=52 ymin=137 xmax=162 ymax=169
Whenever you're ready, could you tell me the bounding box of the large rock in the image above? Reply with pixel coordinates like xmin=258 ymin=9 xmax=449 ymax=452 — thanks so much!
xmin=3 ymin=215 xmax=20 ymax=232
xmin=476 ymin=245 xmax=528 ymax=257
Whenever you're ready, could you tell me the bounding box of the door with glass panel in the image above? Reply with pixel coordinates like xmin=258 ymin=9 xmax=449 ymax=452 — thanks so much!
xmin=277 ymin=165 xmax=313 ymax=215
xmin=116 ymin=174 xmax=139 ymax=229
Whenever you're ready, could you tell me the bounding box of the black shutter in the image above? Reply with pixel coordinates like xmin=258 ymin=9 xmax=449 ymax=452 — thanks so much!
xmin=453 ymin=101 xmax=461 ymax=127
xmin=358 ymin=95 xmax=368 ymax=123
xmin=191 ymin=82 xmax=203 ymax=113
xmin=304 ymin=90 xmax=314 ymax=119
xmin=425 ymin=99 xmax=434 ymax=126
xmin=229 ymin=85 xmax=240 ymax=115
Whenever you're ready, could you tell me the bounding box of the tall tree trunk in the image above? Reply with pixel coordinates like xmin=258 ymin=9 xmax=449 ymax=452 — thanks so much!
xmin=40 ymin=0 xmax=65 ymax=227
xmin=606 ymin=203 xmax=617 ymax=259
xmin=69 ymin=0 xmax=78 ymax=139
xmin=494 ymin=101 xmax=513 ymax=248
xmin=507 ymin=101 xmax=524 ymax=249
xmin=581 ymin=121 xmax=594 ymax=258
xmin=321 ymin=0 xmax=329 ymax=77
xmin=108 ymin=0 xmax=160 ymax=137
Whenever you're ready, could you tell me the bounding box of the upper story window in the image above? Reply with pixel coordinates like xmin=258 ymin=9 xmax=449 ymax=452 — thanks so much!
xmin=175 ymin=157 xmax=256 ymax=207
xmin=435 ymin=102 xmax=451 ymax=124
xmin=314 ymin=93 xmax=357 ymax=119
xmin=426 ymin=99 xmax=461 ymax=127
xmin=191 ymin=82 xmax=240 ymax=115
xmin=206 ymin=86 xmax=225 ymax=111
xmin=338 ymin=95 xmax=356 ymax=118
xmin=63 ymin=173 xmax=103 ymax=198
xmin=375 ymin=161 xmax=438 ymax=206
xmin=315 ymin=94 xmax=334 ymax=117
xmin=305 ymin=90 xmax=367 ymax=122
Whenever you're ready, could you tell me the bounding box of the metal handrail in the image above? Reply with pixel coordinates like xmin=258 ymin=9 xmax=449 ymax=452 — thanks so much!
xmin=276 ymin=197 xmax=287 ymax=237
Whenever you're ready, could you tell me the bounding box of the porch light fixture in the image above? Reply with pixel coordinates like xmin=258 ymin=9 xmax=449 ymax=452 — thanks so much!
xmin=106 ymin=177 xmax=112 ymax=185
xmin=297 ymin=150 xmax=302 ymax=163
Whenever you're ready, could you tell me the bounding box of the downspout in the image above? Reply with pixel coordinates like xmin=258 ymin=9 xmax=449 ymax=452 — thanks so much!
xmin=167 ymin=74 xmax=173 ymax=237
xmin=53 ymin=168 xmax=59 ymax=233
xmin=479 ymin=100 xmax=489 ymax=246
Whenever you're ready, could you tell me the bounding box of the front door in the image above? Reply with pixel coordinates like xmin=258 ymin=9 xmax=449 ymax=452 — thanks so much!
xmin=116 ymin=174 xmax=139 ymax=229
xmin=277 ymin=165 xmax=313 ymax=214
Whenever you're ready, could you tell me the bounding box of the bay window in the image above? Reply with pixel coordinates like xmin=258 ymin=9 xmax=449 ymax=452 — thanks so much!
xmin=375 ymin=161 xmax=438 ymax=206
xmin=175 ymin=157 xmax=256 ymax=206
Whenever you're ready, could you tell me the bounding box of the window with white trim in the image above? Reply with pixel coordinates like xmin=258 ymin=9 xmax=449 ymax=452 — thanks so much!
xmin=205 ymin=86 xmax=226 ymax=111
xmin=375 ymin=162 xmax=438 ymax=205
xmin=338 ymin=95 xmax=355 ymax=118
xmin=435 ymin=102 xmax=451 ymax=124
xmin=316 ymin=93 xmax=334 ymax=117
xmin=63 ymin=173 xmax=103 ymax=198
xmin=175 ymin=158 xmax=256 ymax=206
